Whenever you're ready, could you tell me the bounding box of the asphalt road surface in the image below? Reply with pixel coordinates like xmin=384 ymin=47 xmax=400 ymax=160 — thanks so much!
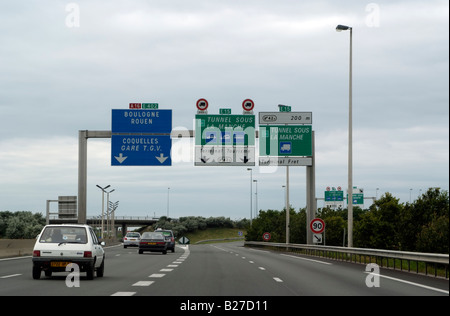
xmin=1 ymin=241 xmax=448 ymax=302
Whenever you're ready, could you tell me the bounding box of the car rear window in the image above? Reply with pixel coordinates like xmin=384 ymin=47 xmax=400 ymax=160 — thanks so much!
xmin=126 ymin=232 xmax=140 ymax=238
xmin=39 ymin=226 xmax=87 ymax=244
xmin=142 ymin=232 xmax=164 ymax=240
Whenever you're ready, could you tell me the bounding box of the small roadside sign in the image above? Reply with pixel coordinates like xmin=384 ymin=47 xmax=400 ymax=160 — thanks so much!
xmin=179 ymin=236 xmax=190 ymax=245
xmin=310 ymin=218 xmax=325 ymax=234
xmin=263 ymin=232 xmax=271 ymax=241
xmin=313 ymin=234 xmax=323 ymax=243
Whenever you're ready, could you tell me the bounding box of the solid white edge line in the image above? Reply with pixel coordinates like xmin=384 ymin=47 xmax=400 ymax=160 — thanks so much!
xmin=111 ymin=292 xmax=136 ymax=296
xmin=364 ymin=272 xmax=449 ymax=295
xmin=0 ymin=274 xmax=22 ymax=279
xmin=281 ymin=254 xmax=332 ymax=265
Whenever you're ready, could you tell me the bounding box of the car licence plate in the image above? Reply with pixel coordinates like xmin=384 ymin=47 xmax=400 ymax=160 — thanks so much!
xmin=51 ymin=262 xmax=71 ymax=268
xmin=147 ymin=242 xmax=156 ymax=245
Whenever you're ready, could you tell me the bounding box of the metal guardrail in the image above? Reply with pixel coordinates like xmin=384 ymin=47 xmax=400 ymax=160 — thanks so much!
xmin=244 ymin=241 xmax=449 ymax=279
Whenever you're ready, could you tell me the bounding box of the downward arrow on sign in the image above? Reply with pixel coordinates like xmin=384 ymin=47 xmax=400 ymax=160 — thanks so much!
xmin=155 ymin=153 xmax=168 ymax=164
xmin=114 ymin=153 xmax=128 ymax=164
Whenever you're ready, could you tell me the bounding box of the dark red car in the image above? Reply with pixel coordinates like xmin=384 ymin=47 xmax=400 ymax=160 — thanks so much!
xmin=138 ymin=232 xmax=168 ymax=254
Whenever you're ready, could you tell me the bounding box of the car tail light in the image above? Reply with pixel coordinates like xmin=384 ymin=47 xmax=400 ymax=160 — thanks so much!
xmin=83 ymin=251 xmax=92 ymax=258
xmin=33 ymin=250 xmax=40 ymax=257
xmin=171 ymin=237 xmax=174 ymax=242
xmin=124 ymin=237 xmax=127 ymax=240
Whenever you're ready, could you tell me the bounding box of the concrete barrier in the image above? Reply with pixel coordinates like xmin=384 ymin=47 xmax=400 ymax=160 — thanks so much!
xmin=0 ymin=239 xmax=35 ymax=258
xmin=0 ymin=238 xmax=122 ymax=259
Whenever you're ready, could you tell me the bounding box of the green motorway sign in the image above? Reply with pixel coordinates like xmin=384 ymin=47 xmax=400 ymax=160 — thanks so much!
xmin=347 ymin=193 xmax=364 ymax=205
xmin=195 ymin=114 xmax=255 ymax=146
xmin=195 ymin=114 xmax=256 ymax=166
xmin=259 ymin=125 xmax=312 ymax=156
xmin=325 ymin=190 xmax=344 ymax=202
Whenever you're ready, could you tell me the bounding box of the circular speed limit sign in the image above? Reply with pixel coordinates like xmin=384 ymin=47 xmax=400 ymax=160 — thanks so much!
xmin=310 ymin=218 xmax=325 ymax=234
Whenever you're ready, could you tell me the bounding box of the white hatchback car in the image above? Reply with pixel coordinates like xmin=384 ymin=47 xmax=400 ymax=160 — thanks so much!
xmin=32 ymin=224 xmax=105 ymax=280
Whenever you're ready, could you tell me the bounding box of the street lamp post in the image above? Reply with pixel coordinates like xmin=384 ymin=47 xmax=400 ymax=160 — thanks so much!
xmin=96 ymin=184 xmax=110 ymax=239
xmin=336 ymin=24 xmax=353 ymax=247
xmin=105 ymin=189 xmax=114 ymax=238
xmin=167 ymin=187 xmax=170 ymax=217
xmin=253 ymin=179 xmax=258 ymax=219
xmin=109 ymin=200 xmax=119 ymax=238
xmin=247 ymin=168 xmax=253 ymax=225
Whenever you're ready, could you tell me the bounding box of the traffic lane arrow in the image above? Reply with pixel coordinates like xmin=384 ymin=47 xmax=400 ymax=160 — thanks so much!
xmin=194 ymin=145 xmax=255 ymax=166
xmin=156 ymin=153 xmax=169 ymax=164
xmin=114 ymin=153 xmax=128 ymax=164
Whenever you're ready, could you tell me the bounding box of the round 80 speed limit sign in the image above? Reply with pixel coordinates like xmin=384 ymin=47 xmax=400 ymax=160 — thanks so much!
xmin=310 ymin=218 xmax=325 ymax=234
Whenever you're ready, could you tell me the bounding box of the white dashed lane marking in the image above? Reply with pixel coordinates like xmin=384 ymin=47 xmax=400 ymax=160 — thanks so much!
xmin=111 ymin=245 xmax=190 ymax=296
xmin=149 ymin=273 xmax=165 ymax=278
xmin=111 ymin=292 xmax=136 ymax=296
xmin=133 ymin=281 xmax=154 ymax=286
xmin=211 ymin=245 xmax=287 ymax=285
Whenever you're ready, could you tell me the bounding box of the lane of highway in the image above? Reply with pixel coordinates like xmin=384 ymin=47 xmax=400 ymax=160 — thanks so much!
xmin=0 ymin=242 xmax=448 ymax=297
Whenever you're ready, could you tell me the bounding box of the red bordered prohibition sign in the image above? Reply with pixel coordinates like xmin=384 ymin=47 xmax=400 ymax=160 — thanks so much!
xmin=196 ymin=98 xmax=209 ymax=111
xmin=263 ymin=232 xmax=271 ymax=241
xmin=310 ymin=218 xmax=325 ymax=234
xmin=242 ymin=99 xmax=255 ymax=111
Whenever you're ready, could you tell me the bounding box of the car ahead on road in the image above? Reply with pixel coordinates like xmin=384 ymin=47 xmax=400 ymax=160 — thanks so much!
xmin=32 ymin=224 xmax=105 ymax=280
xmin=139 ymin=232 xmax=168 ymax=254
xmin=155 ymin=228 xmax=175 ymax=253
xmin=123 ymin=232 xmax=141 ymax=248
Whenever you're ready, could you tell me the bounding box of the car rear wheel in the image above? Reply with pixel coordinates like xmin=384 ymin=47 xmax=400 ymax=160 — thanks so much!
xmin=32 ymin=264 xmax=41 ymax=280
xmin=86 ymin=262 xmax=95 ymax=280
xmin=97 ymin=258 xmax=105 ymax=277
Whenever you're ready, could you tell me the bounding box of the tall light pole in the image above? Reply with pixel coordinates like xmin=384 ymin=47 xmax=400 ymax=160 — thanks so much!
xmin=96 ymin=184 xmax=110 ymax=239
xmin=109 ymin=200 xmax=119 ymax=238
xmin=105 ymin=188 xmax=114 ymax=238
xmin=253 ymin=179 xmax=258 ymax=219
xmin=167 ymin=187 xmax=170 ymax=217
xmin=247 ymin=168 xmax=253 ymax=225
xmin=336 ymin=24 xmax=353 ymax=247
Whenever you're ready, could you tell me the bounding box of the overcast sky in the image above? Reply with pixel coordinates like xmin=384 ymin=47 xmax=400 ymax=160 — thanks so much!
xmin=0 ymin=0 xmax=448 ymax=221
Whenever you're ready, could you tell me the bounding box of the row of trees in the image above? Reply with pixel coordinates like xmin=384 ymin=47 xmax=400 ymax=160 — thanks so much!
xmin=1 ymin=188 xmax=447 ymax=254
xmin=246 ymin=188 xmax=449 ymax=254
xmin=0 ymin=211 xmax=45 ymax=239
xmin=151 ymin=216 xmax=250 ymax=237
xmin=0 ymin=211 xmax=250 ymax=240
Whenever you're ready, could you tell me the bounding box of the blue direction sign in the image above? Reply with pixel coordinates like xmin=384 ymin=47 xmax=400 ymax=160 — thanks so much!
xmin=111 ymin=135 xmax=171 ymax=166
xmin=112 ymin=109 xmax=172 ymax=133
